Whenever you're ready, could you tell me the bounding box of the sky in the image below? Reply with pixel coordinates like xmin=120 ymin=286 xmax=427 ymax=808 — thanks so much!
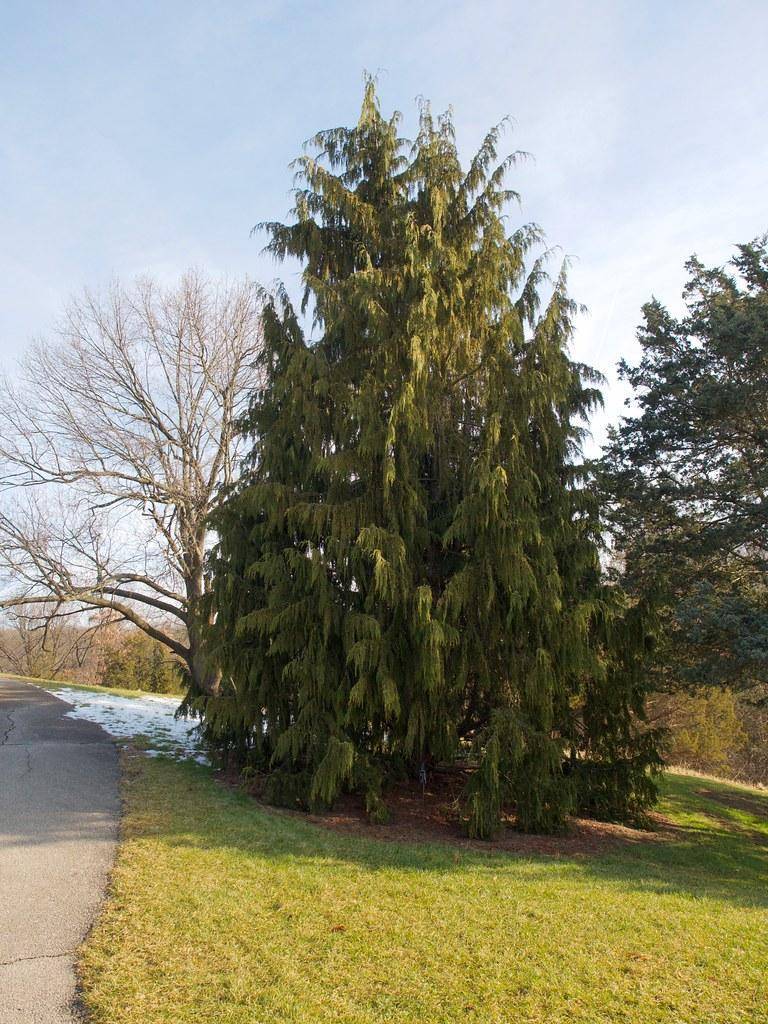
xmin=1 ymin=0 xmax=767 ymax=447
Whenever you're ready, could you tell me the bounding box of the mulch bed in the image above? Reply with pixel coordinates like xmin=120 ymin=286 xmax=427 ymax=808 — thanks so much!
xmin=218 ymin=764 xmax=676 ymax=858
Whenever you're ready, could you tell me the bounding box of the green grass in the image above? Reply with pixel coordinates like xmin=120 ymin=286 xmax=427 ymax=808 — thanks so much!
xmin=7 ymin=672 xmax=183 ymax=700
xmin=80 ymin=759 xmax=768 ymax=1024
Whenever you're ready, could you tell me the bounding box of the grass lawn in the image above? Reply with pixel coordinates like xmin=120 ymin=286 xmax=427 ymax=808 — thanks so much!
xmin=79 ymin=757 xmax=768 ymax=1024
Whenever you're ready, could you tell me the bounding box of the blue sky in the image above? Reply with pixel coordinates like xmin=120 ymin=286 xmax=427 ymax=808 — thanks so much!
xmin=2 ymin=0 xmax=767 ymax=443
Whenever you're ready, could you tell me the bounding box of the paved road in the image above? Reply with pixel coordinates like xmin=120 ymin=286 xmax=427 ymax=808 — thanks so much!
xmin=0 ymin=678 xmax=119 ymax=1023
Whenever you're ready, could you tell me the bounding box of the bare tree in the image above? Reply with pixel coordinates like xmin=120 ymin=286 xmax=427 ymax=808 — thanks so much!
xmin=0 ymin=271 xmax=263 ymax=695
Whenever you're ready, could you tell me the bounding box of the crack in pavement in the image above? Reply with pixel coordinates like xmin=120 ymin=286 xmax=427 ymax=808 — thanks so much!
xmin=0 ymin=950 xmax=72 ymax=968
xmin=1 ymin=709 xmax=15 ymax=746
xmin=0 ymin=712 xmax=33 ymax=774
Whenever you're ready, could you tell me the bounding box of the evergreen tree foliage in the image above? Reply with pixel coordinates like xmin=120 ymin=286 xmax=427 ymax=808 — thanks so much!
xmin=600 ymin=237 xmax=768 ymax=699
xmin=205 ymin=81 xmax=659 ymax=836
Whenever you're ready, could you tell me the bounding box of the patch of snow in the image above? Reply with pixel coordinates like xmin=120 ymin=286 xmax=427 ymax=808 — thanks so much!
xmin=46 ymin=687 xmax=208 ymax=764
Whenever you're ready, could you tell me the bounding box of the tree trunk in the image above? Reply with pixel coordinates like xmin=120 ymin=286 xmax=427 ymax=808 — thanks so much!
xmin=187 ymin=625 xmax=222 ymax=697
xmin=184 ymin=536 xmax=222 ymax=698
xmin=186 ymin=638 xmax=222 ymax=696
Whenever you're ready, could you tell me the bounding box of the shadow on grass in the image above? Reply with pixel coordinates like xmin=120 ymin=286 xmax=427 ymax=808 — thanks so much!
xmin=128 ymin=755 xmax=768 ymax=911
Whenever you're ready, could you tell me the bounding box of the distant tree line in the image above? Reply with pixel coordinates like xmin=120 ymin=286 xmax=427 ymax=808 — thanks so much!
xmin=0 ymin=607 xmax=182 ymax=693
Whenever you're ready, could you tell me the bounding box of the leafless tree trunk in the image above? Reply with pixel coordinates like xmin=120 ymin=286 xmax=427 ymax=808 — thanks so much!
xmin=0 ymin=271 xmax=263 ymax=696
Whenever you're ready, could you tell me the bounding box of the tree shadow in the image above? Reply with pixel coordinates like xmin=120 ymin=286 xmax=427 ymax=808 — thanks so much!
xmin=138 ymin=757 xmax=768 ymax=911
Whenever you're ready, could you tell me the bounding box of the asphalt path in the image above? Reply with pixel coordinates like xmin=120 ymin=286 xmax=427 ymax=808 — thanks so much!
xmin=0 ymin=677 xmax=119 ymax=1023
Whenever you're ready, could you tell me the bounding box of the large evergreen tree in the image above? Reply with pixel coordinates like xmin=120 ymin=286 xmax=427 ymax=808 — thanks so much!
xmin=601 ymin=238 xmax=768 ymax=698
xmin=203 ymin=81 xmax=658 ymax=836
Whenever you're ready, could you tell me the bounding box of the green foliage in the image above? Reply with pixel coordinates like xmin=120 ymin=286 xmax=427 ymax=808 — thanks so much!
xmin=601 ymin=237 xmax=768 ymax=696
xmin=651 ymin=686 xmax=752 ymax=775
xmin=101 ymin=632 xmax=181 ymax=693
xmin=205 ymin=80 xmax=658 ymax=836
xmin=646 ymin=684 xmax=768 ymax=785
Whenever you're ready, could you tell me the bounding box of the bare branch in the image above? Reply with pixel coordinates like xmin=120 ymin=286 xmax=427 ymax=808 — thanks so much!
xmin=0 ymin=271 xmax=265 ymax=693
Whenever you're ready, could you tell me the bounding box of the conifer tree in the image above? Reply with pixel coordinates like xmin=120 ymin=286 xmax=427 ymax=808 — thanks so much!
xmin=601 ymin=238 xmax=768 ymax=698
xmin=205 ymin=80 xmax=659 ymax=836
